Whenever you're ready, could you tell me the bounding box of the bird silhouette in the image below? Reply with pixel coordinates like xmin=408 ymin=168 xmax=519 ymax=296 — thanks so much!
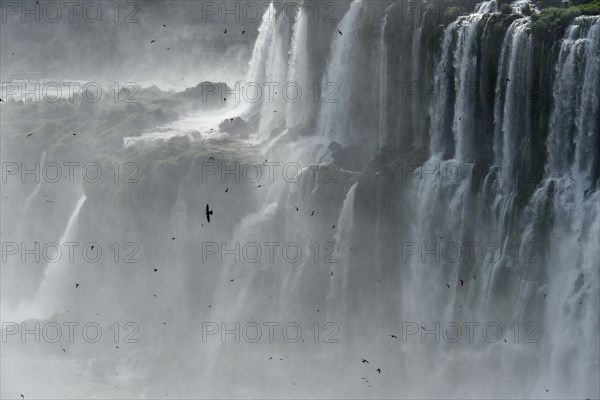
xmin=75 ymin=283 xmax=79 ymax=288
xmin=208 ymin=157 xmax=215 ymax=161
xmin=361 ymin=359 xmax=369 ymax=364
xmin=242 ymin=31 xmax=246 ymax=35
xmin=224 ymin=29 xmax=227 ymax=34
xmin=446 ymin=283 xmax=450 ymax=288
xmin=153 ymin=268 xmax=158 ymax=272
xmin=389 ymin=334 xmax=398 ymax=339
xmin=20 ymin=394 xmax=24 ymax=399
xmin=225 ymin=188 xmax=229 ymax=193
xmin=206 ymin=204 xmax=213 ymax=223
xmin=330 ymin=271 xmax=334 ymax=277
xmin=311 ymin=210 xmax=315 ymax=216
xmin=338 ymin=30 xmax=343 ymax=36
xmin=376 ymin=368 xmax=381 ymax=374
xmin=26 ymin=133 xmax=33 ymax=137
xmin=459 ymin=279 xmax=464 ymax=287
xmin=332 ymin=225 xmax=336 ymax=229
xmin=150 ymin=40 xmax=156 ymax=43
xmin=295 ymin=206 xmax=299 ymax=211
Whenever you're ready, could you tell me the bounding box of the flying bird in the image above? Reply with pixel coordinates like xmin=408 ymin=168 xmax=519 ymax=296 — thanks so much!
xmin=224 ymin=29 xmax=227 ymax=34
xmin=26 ymin=133 xmax=33 ymax=137
xmin=361 ymin=359 xmax=369 ymax=364
xmin=389 ymin=334 xmax=398 ymax=339
xmin=20 ymin=394 xmax=24 ymax=399
xmin=208 ymin=157 xmax=215 ymax=161
xmin=332 ymin=225 xmax=336 ymax=229
xmin=206 ymin=204 xmax=213 ymax=223
xmin=150 ymin=40 xmax=156 ymax=43
xmin=311 ymin=210 xmax=315 ymax=216
xmin=376 ymin=368 xmax=381 ymax=374
xmin=459 ymin=279 xmax=464 ymax=287
xmin=153 ymin=268 xmax=158 ymax=272
xmin=75 ymin=283 xmax=79 ymax=288
xmin=225 ymin=188 xmax=229 ymax=193
xmin=338 ymin=30 xmax=343 ymax=36
xmin=295 ymin=206 xmax=299 ymax=211
xmin=242 ymin=31 xmax=246 ymax=35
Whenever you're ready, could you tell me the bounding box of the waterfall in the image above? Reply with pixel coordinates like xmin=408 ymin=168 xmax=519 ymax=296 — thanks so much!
xmin=315 ymin=0 xmax=363 ymax=143
xmin=242 ymin=2 xmax=276 ymax=117
xmin=285 ymin=1 xmax=311 ymax=128
xmin=378 ymin=16 xmax=388 ymax=149
xmin=494 ymin=18 xmax=533 ymax=191
xmin=547 ymin=17 xmax=600 ymax=188
xmin=430 ymin=25 xmax=454 ymax=158
xmin=245 ymin=2 xmax=276 ymax=85
xmin=326 ymin=182 xmax=358 ymax=321
xmin=6 ymin=1 xmax=600 ymax=398
xmin=18 ymin=195 xmax=87 ymax=320
xmin=452 ymin=12 xmax=486 ymax=160
xmin=257 ymin=12 xmax=292 ymax=139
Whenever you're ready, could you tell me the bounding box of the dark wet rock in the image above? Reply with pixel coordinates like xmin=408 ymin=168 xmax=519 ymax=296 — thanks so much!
xmin=328 ymin=142 xmax=367 ymax=172
xmin=219 ymin=117 xmax=251 ymax=137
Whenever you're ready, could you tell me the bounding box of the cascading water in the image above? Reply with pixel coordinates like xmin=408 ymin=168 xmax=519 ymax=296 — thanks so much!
xmin=315 ymin=0 xmax=363 ymax=143
xmin=13 ymin=195 xmax=87 ymax=320
xmin=4 ymin=0 xmax=599 ymax=398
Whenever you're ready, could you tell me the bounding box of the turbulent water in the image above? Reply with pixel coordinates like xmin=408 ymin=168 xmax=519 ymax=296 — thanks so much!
xmin=2 ymin=0 xmax=599 ymax=398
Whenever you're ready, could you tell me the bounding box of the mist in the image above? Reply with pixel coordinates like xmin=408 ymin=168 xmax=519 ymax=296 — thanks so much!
xmin=1 ymin=0 xmax=599 ymax=399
